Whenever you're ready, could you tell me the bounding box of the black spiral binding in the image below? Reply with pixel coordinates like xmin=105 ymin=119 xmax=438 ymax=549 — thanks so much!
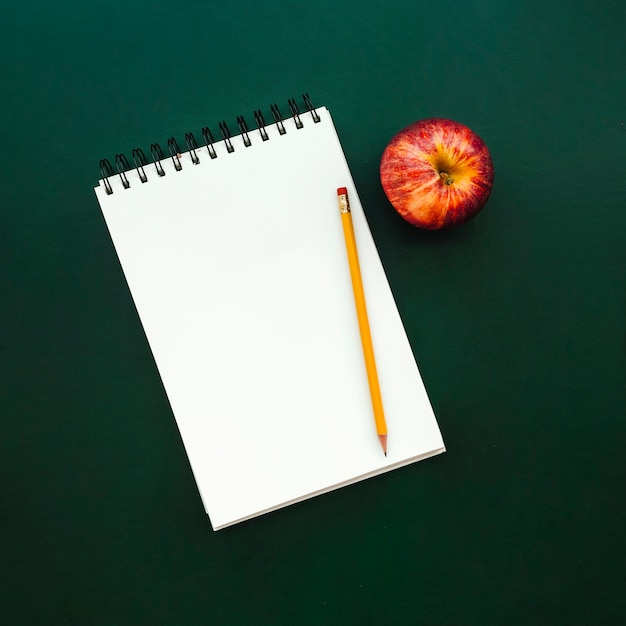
xmin=150 ymin=143 xmax=166 ymax=177
xmin=99 ymin=94 xmax=319 ymax=194
xmin=288 ymin=98 xmax=303 ymax=129
xmin=99 ymin=159 xmax=115 ymax=195
xmin=201 ymin=126 xmax=217 ymax=159
xmin=218 ymin=121 xmax=235 ymax=153
xmin=115 ymin=154 xmax=131 ymax=189
xmin=303 ymin=92 xmax=321 ymax=123
xmin=132 ymin=148 xmax=148 ymax=182
xmin=185 ymin=132 xmax=200 ymax=164
xmin=270 ymin=103 xmax=286 ymax=135
xmin=236 ymin=116 xmax=252 ymax=147
xmin=254 ymin=110 xmax=269 ymax=141
xmin=167 ymin=137 xmax=183 ymax=171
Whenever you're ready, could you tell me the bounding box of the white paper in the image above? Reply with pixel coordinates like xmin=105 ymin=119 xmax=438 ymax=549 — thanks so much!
xmin=94 ymin=106 xmax=445 ymax=530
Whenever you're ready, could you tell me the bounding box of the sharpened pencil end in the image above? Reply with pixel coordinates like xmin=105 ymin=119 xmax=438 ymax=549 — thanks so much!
xmin=379 ymin=434 xmax=387 ymax=456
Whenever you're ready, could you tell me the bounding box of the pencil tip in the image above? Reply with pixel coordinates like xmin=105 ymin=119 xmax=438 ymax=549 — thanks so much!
xmin=378 ymin=434 xmax=387 ymax=456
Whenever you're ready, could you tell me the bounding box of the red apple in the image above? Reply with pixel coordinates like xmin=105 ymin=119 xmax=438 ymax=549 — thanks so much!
xmin=380 ymin=118 xmax=494 ymax=229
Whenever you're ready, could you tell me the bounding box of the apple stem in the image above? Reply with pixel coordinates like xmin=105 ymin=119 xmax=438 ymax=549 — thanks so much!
xmin=439 ymin=171 xmax=454 ymax=186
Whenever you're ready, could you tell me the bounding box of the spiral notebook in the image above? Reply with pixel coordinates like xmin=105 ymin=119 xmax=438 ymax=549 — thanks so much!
xmin=94 ymin=95 xmax=445 ymax=530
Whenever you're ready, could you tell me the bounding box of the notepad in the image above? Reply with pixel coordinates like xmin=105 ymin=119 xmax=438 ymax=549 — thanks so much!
xmin=94 ymin=96 xmax=445 ymax=530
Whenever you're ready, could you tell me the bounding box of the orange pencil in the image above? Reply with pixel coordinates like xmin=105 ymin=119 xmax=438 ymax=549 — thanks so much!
xmin=337 ymin=187 xmax=387 ymax=455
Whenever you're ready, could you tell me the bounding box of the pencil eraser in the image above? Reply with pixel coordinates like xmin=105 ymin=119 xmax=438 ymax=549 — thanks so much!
xmin=337 ymin=187 xmax=348 ymax=196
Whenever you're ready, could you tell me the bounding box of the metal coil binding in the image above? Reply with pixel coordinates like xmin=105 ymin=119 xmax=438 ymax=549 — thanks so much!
xmin=288 ymin=98 xmax=303 ymax=129
xmin=219 ymin=121 xmax=234 ymax=153
xmin=98 ymin=94 xmax=318 ymax=193
xmin=185 ymin=132 xmax=200 ymax=164
xmin=115 ymin=154 xmax=131 ymax=189
xmin=150 ymin=143 xmax=166 ymax=177
xmin=236 ymin=116 xmax=252 ymax=147
xmin=132 ymin=148 xmax=149 ymax=182
xmin=99 ymin=159 xmax=115 ymax=195
xmin=270 ymin=103 xmax=286 ymax=135
xmin=167 ymin=137 xmax=183 ymax=171
xmin=202 ymin=126 xmax=218 ymax=159
xmin=254 ymin=110 xmax=269 ymax=141
xmin=303 ymin=93 xmax=320 ymax=123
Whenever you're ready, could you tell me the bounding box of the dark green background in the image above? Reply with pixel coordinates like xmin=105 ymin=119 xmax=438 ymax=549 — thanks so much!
xmin=2 ymin=1 xmax=625 ymax=624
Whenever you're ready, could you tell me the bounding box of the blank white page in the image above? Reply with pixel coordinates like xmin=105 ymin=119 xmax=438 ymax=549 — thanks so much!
xmin=94 ymin=106 xmax=445 ymax=530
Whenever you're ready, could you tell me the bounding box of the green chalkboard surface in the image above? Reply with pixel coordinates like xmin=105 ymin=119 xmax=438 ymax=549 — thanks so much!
xmin=2 ymin=1 xmax=625 ymax=624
